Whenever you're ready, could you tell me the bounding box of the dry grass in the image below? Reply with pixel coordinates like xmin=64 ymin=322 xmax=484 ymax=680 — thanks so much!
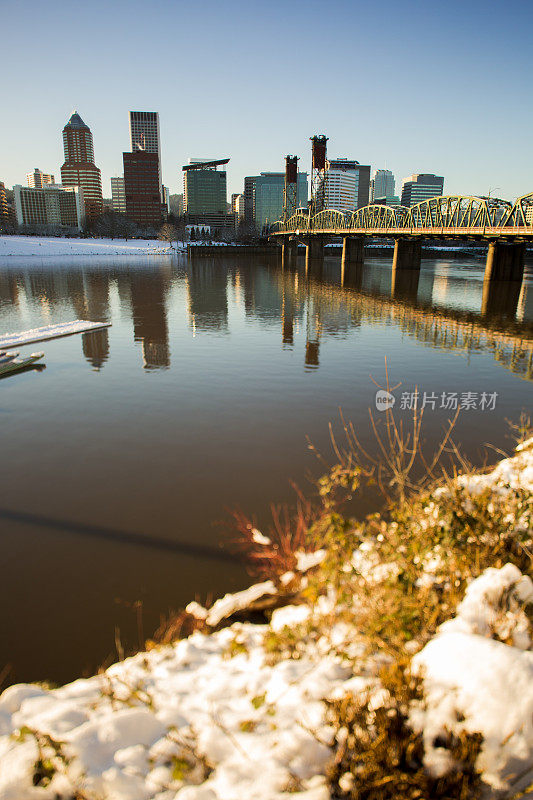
xmin=326 ymin=661 xmax=484 ymax=800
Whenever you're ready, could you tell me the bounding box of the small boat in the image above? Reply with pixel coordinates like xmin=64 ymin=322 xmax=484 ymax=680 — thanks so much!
xmin=0 ymin=352 xmax=45 ymax=376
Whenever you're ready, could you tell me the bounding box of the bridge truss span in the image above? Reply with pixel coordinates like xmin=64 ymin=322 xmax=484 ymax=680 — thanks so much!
xmin=271 ymin=193 xmax=533 ymax=238
xmin=349 ymin=204 xmax=410 ymax=231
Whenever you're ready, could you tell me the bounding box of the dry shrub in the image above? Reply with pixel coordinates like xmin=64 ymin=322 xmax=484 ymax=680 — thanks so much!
xmin=229 ymin=497 xmax=317 ymax=580
xmin=150 ymin=609 xmax=207 ymax=647
xmin=327 ymin=661 xmax=484 ymax=800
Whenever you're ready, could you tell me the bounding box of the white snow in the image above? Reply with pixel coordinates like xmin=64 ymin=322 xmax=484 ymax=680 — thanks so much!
xmin=250 ymin=529 xmax=272 ymax=546
xmin=0 ymin=624 xmax=351 ymax=800
xmin=270 ymin=605 xmax=311 ymax=632
xmin=205 ymin=581 xmax=277 ymax=627
xmin=439 ymin=562 xmax=533 ymax=649
xmin=413 ymin=631 xmax=533 ymax=789
xmin=413 ymin=562 xmax=533 ymax=788
xmin=0 ymin=235 xmax=177 ymax=258
xmin=0 ymin=319 xmax=110 ymax=349
xmin=294 ymin=550 xmax=325 ymax=572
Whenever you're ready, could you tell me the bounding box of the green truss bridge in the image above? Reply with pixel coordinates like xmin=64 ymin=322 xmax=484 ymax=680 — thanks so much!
xmin=270 ymin=193 xmax=533 ymax=282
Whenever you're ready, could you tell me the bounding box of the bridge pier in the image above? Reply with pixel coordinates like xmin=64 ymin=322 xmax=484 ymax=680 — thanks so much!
xmin=341 ymin=236 xmax=364 ymax=284
xmin=392 ymin=237 xmax=422 ymax=271
xmin=305 ymin=238 xmax=324 ymax=276
xmin=484 ymin=241 xmax=525 ymax=282
xmin=281 ymin=239 xmax=298 ymax=269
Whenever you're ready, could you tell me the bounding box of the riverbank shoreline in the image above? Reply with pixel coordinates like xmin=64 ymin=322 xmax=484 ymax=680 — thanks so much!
xmin=1 ymin=438 xmax=531 ymax=799
xmin=4 ymin=234 xmax=533 ymax=262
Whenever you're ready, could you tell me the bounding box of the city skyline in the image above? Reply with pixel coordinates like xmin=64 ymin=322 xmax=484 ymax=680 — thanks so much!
xmin=1 ymin=0 xmax=533 ymax=202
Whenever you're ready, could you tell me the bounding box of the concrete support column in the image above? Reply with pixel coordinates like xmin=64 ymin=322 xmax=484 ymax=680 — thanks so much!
xmin=484 ymin=241 xmax=525 ymax=282
xmin=341 ymin=236 xmax=364 ymax=265
xmin=341 ymin=236 xmax=364 ymax=285
xmin=392 ymin=237 xmax=422 ymax=271
xmin=281 ymin=240 xmax=298 ymax=269
xmin=305 ymin=237 xmax=324 ymax=276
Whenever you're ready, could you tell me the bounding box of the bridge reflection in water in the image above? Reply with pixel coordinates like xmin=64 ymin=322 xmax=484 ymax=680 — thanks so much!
xmin=273 ymin=257 xmax=533 ymax=380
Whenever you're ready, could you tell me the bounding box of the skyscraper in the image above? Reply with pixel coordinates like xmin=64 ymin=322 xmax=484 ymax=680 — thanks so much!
xmin=60 ymin=112 xmax=103 ymax=221
xmin=183 ymin=158 xmax=232 ymax=229
xmin=123 ymin=151 xmax=162 ymax=228
xmin=371 ymin=169 xmax=396 ymax=203
xmin=110 ymin=177 xmax=126 ymax=214
xmin=26 ymin=169 xmax=55 ymax=188
xmin=322 ymin=159 xmax=370 ymax=212
xmin=401 ymin=174 xmax=444 ymax=207
xmin=0 ymin=181 xmax=9 ymax=223
xmin=243 ymin=172 xmax=308 ymax=230
xmin=129 ymin=111 xmax=161 ymax=156
xmin=129 ymin=111 xmax=162 ymax=194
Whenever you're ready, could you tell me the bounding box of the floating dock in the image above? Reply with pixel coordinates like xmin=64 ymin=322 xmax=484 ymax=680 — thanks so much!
xmin=0 ymin=320 xmax=111 ymax=350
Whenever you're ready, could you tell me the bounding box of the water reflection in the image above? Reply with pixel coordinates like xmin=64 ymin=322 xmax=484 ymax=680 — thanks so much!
xmin=186 ymin=261 xmax=228 ymax=333
xmin=0 ymin=257 xmax=531 ymax=382
xmin=0 ymin=253 xmax=532 ymax=686
xmin=130 ymin=271 xmax=171 ymax=368
xmin=82 ymin=275 xmax=110 ymax=370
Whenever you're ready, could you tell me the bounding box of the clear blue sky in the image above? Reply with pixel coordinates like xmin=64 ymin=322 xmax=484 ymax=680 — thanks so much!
xmin=2 ymin=0 xmax=532 ymax=201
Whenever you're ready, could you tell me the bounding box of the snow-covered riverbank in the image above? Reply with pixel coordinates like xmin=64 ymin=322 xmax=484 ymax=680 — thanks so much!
xmin=0 ymin=442 xmax=532 ymax=799
xmin=0 ymin=236 xmax=176 ymax=258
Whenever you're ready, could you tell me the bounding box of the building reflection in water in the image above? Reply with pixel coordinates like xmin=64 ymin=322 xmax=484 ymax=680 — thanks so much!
xmin=0 ymin=274 xmax=19 ymax=307
xmin=186 ymin=261 xmax=228 ymax=333
xmin=0 ymin=256 xmax=531 ymax=381
xmin=81 ymin=272 xmax=110 ymax=370
xmin=130 ymin=270 xmax=171 ymax=368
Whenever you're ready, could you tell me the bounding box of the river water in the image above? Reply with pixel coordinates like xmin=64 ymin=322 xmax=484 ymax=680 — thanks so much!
xmin=0 ymin=251 xmax=531 ymax=685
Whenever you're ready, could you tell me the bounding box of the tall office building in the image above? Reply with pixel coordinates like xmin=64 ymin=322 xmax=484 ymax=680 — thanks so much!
xmin=26 ymin=169 xmax=55 ymax=188
xmin=243 ymin=172 xmax=308 ymax=230
xmin=110 ymin=177 xmax=126 ymax=214
xmin=123 ymin=151 xmax=162 ymax=227
xmin=0 ymin=182 xmax=9 ymax=222
xmin=162 ymin=185 xmax=170 ymax=216
xmin=231 ymin=193 xmax=245 ymax=227
xmin=322 ymin=159 xmax=370 ymax=212
xmin=371 ymin=169 xmax=396 ymax=203
xmin=60 ymin=111 xmax=103 ymax=221
xmin=129 ymin=111 xmax=162 ymax=194
xmin=13 ymin=184 xmax=85 ymax=229
xmin=183 ymin=158 xmax=231 ymax=229
xmin=401 ymin=173 xmax=444 ymax=207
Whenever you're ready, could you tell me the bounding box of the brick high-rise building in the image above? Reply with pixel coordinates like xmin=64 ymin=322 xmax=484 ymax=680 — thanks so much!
xmin=123 ymin=151 xmax=162 ymax=228
xmin=60 ymin=111 xmax=103 ymax=221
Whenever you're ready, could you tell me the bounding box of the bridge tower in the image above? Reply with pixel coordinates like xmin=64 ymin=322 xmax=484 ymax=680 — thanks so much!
xmin=283 ymin=155 xmax=299 ymax=220
xmin=310 ymin=135 xmax=328 ymax=216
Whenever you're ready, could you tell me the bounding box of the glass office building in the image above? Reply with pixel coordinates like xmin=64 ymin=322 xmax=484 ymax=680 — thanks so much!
xmin=246 ymin=172 xmax=308 ymax=230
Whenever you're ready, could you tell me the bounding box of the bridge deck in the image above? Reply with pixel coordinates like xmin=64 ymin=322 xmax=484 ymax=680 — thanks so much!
xmin=272 ymin=226 xmax=533 ymax=239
